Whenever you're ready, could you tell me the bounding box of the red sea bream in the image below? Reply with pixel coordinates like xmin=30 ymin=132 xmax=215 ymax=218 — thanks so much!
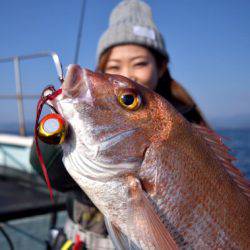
xmin=52 ymin=64 xmax=250 ymax=249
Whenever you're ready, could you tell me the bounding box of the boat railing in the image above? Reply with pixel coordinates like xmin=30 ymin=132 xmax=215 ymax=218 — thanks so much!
xmin=0 ymin=52 xmax=64 ymax=136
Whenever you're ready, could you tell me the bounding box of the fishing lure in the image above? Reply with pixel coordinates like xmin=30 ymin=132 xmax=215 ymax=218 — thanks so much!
xmin=34 ymin=54 xmax=66 ymax=200
xmin=38 ymin=113 xmax=67 ymax=145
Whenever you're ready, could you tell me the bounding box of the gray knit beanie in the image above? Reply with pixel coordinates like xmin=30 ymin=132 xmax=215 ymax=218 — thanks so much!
xmin=97 ymin=0 xmax=167 ymax=61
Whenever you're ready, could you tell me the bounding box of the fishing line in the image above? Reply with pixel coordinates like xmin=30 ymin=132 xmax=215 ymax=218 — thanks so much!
xmin=4 ymin=222 xmax=46 ymax=246
xmin=0 ymin=224 xmax=14 ymax=250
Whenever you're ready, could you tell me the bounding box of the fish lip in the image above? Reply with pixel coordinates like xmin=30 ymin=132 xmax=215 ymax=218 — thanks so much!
xmin=54 ymin=67 xmax=94 ymax=118
xmin=62 ymin=64 xmax=87 ymax=99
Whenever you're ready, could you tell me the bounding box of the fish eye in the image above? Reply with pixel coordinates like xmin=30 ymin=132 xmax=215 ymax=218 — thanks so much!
xmin=38 ymin=113 xmax=68 ymax=144
xmin=117 ymin=89 xmax=142 ymax=110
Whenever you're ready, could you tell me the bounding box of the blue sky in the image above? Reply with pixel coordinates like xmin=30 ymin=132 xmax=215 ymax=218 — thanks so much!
xmin=0 ymin=0 xmax=250 ymax=127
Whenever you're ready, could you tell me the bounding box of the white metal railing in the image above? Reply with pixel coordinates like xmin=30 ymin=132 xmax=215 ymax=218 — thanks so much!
xmin=0 ymin=52 xmax=64 ymax=136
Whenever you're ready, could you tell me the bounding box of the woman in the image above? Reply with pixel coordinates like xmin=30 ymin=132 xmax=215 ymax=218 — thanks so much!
xmin=30 ymin=0 xmax=208 ymax=249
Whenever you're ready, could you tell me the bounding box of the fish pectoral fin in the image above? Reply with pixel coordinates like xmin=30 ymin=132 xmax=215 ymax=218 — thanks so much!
xmin=104 ymin=217 xmax=140 ymax=250
xmin=126 ymin=175 xmax=178 ymax=250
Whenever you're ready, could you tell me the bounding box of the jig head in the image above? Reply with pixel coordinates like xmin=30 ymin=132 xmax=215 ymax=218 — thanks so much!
xmin=36 ymin=86 xmax=68 ymax=145
xmin=38 ymin=113 xmax=68 ymax=145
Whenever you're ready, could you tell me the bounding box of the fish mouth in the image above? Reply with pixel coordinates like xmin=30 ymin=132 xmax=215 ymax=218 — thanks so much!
xmin=62 ymin=64 xmax=89 ymax=99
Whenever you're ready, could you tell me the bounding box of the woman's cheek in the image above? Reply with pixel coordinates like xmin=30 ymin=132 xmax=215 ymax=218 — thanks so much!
xmin=136 ymin=68 xmax=158 ymax=90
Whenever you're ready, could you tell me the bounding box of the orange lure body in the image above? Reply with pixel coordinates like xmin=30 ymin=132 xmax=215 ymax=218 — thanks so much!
xmin=37 ymin=113 xmax=67 ymax=145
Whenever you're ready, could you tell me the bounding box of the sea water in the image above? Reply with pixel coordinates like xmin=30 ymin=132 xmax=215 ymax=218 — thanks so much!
xmin=218 ymin=128 xmax=250 ymax=179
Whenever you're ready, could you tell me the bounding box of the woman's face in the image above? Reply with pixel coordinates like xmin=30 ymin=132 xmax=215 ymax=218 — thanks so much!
xmin=104 ymin=44 xmax=162 ymax=90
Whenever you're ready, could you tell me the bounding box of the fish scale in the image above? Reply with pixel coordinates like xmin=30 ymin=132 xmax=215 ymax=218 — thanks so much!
xmin=50 ymin=65 xmax=250 ymax=249
xmin=139 ymin=127 xmax=250 ymax=249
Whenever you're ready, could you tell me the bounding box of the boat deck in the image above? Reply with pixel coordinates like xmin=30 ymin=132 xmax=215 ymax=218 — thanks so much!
xmin=0 ymin=165 xmax=66 ymax=222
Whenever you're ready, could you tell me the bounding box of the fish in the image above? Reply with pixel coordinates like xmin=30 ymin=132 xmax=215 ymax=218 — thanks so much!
xmin=52 ymin=64 xmax=250 ymax=249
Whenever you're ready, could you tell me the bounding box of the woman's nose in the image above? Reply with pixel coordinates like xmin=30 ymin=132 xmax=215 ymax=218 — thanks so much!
xmin=130 ymin=76 xmax=137 ymax=82
xmin=120 ymin=68 xmax=130 ymax=79
xmin=120 ymin=68 xmax=137 ymax=82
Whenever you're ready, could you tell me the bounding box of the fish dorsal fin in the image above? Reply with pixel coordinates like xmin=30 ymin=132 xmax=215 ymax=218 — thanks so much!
xmin=193 ymin=124 xmax=250 ymax=199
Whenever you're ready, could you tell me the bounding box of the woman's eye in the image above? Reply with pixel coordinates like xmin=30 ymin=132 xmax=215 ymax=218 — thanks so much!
xmin=106 ymin=65 xmax=119 ymax=72
xmin=134 ymin=61 xmax=148 ymax=67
